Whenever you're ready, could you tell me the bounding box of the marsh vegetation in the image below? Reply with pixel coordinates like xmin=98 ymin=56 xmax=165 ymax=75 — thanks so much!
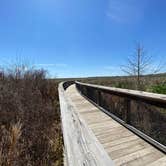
xmin=0 ymin=65 xmax=63 ymax=166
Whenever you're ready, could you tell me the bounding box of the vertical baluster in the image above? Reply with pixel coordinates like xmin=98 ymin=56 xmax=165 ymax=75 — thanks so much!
xmin=97 ymin=90 xmax=101 ymax=106
xmin=125 ymin=98 xmax=131 ymax=124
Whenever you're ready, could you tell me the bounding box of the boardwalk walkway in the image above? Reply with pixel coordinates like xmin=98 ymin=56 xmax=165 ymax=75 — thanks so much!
xmin=66 ymin=84 xmax=166 ymax=166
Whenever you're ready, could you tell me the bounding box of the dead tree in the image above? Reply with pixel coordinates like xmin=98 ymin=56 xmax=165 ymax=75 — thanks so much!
xmin=121 ymin=43 xmax=162 ymax=90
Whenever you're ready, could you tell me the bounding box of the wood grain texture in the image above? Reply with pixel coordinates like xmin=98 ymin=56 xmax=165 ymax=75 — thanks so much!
xmin=147 ymin=157 xmax=166 ymax=166
xmin=58 ymin=83 xmax=114 ymax=166
xmin=65 ymin=84 xmax=166 ymax=166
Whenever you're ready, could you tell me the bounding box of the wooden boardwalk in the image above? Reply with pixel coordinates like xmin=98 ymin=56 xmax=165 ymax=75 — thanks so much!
xmin=66 ymin=84 xmax=166 ymax=166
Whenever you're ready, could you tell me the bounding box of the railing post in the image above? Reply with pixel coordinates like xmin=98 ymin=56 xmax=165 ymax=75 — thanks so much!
xmin=125 ymin=98 xmax=131 ymax=124
xmin=97 ymin=90 xmax=101 ymax=106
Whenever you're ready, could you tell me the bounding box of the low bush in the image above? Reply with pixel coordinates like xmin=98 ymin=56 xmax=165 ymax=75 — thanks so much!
xmin=149 ymin=83 xmax=166 ymax=94
xmin=0 ymin=65 xmax=63 ymax=166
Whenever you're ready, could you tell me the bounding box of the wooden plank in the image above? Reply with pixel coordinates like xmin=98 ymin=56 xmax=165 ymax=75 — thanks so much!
xmin=92 ymin=124 xmax=124 ymax=134
xmin=103 ymin=135 xmax=139 ymax=148
xmin=99 ymin=131 xmax=133 ymax=144
xmin=59 ymin=83 xmax=114 ymax=166
xmin=105 ymin=139 xmax=145 ymax=152
xmin=79 ymin=108 xmax=99 ymax=114
xmin=96 ymin=128 xmax=126 ymax=139
xmin=94 ymin=126 xmax=124 ymax=137
xmin=89 ymin=120 xmax=117 ymax=128
xmin=114 ymin=147 xmax=155 ymax=166
xmin=87 ymin=119 xmax=116 ymax=126
xmin=80 ymin=111 xmax=105 ymax=116
xmin=109 ymin=144 xmax=151 ymax=160
xmin=82 ymin=113 xmax=109 ymax=117
xmin=146 ymin=157 xmax=166 ymax=166
xmin=86 ymin=116 xmax=110 ymax=121
xmin=125 ymin=151 xmax=164 ymax=166
xmin=90 ymin=121 xmax=119 ymax=130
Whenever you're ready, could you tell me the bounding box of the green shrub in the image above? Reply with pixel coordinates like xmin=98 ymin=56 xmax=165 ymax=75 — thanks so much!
xmin=149 ymin=83 xmax=166 ymax=94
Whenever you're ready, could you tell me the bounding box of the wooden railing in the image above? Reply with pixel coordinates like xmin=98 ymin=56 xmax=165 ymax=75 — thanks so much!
xmin=58 ymin=82 xmax=114 ymax=166
xmin=75 ymin=81 xmax=166 ymax=153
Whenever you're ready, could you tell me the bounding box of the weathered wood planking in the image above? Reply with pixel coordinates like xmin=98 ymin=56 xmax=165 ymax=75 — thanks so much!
xmin=58 ymin=83 xmax=114 ymax=166
xmin=66 ymin=84 xmax=166 ymax=166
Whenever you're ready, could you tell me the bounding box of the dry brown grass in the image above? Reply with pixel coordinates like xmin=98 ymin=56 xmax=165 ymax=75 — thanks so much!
xmin=0 ymin=65 xmax=63 ymax=166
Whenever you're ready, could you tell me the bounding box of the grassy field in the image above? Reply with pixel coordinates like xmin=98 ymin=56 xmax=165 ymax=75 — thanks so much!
xmin=0 ymin=67 xmax=63 ymax=166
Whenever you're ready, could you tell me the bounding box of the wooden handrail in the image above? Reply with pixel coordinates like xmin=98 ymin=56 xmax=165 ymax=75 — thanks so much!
xmin=75 ymin=81 xmax=166 ymax=106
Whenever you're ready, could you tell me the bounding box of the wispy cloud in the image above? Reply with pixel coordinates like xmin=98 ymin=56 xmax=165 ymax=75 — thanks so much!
xmin=55 ymin=63 xmax=67 ymax=67
xmin=35 ymin=63 xmax=67 ymax=68
xmin=36 ymin=64 xmax=55 ymax=67
xmin=106 ymin=0 xmax=147 ymax=23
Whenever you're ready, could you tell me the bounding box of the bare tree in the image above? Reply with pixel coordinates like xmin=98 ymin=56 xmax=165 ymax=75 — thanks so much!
xmin=121 ymin=43 xmax=162 ymax=90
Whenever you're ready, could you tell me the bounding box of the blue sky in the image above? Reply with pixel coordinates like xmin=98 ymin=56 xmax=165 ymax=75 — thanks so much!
xmin=0 ymin=0 xmax=166 ymax=78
